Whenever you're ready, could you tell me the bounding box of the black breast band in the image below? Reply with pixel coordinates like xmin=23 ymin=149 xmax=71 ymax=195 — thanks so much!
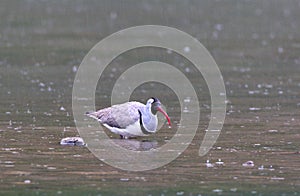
xmin=138 ymin=110 xmax=152 ymax=135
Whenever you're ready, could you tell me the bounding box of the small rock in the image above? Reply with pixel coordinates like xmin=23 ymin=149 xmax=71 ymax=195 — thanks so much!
xmin=60 ymin=137 xmax=86 ymax=146
xmin=242 ymin=160 xmax=254 ymax=167
xmin=212 ymin=189 xmax=223 ymax=193
xmin=258 ymin=165 xmax=264 ymax=170
xmin=268 ymin=129 xmax=278 ymax=133
xmin=215 ymin=159 xmax=224 ymax=166
xmin=24 ymin=179 xmax=31 ymax=184
xmin=206 ymin=160 xmax=214 ymax=168
xmin=176 ymin=191 xmax=184 ymax=195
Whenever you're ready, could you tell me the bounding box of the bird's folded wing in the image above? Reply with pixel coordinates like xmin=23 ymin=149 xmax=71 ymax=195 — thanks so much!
xmin=88 ymin=102 xmax=144 ymax=129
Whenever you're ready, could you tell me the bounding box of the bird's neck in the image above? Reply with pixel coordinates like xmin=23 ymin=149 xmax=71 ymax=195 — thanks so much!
xmin=140 ymin=107 xmax=158 ymax=132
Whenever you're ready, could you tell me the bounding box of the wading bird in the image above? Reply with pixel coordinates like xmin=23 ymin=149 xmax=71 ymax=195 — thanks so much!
xmin=86 ymin=97 xmax=171 ymax=139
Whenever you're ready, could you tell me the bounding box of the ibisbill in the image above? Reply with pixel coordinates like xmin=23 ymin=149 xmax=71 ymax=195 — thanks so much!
xmin=86 ymin=97 xmax=171 ymax=139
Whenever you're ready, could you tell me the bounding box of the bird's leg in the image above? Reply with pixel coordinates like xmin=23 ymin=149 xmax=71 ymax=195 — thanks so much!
xmin=120 ymin=135 xmax=130 ymax=139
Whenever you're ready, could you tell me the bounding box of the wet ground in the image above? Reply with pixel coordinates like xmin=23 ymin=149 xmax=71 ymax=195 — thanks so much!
xmin=0 ymin=1 xmax=300 ymax=195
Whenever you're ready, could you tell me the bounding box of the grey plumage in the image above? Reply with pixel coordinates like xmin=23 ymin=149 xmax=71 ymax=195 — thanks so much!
xmin=86 ymin=98 xmax=171 ymax=138
xmin=87 ymin=101 xmax=144 ymax=129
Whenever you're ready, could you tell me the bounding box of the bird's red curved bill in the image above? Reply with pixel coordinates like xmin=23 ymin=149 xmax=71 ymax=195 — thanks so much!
xmin=157 ymin=107 xmax=171 ymax=127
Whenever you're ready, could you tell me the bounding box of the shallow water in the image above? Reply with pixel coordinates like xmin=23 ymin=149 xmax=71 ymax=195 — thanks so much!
xmin=1 ymin=1 xmax=300 ymax=195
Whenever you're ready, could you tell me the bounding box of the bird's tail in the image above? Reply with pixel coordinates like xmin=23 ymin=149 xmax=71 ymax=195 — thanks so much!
xmin=85 ymin=111 xmax=92 ymax=115
xmin=85 ymin=111 xmax=98 ymax=120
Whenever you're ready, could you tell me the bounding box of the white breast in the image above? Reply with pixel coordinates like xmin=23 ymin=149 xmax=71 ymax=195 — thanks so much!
xmin=103 ymin=120 xmax=147 ymax=137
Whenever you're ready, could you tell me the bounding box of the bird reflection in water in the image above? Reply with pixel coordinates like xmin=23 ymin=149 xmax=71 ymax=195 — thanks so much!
xmin=111 ymin=139 xmax=158 ymax=151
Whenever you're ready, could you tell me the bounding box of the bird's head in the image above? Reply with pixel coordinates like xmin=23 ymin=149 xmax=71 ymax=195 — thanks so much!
xmin=147 ymin=97 xmax=171 ymax=126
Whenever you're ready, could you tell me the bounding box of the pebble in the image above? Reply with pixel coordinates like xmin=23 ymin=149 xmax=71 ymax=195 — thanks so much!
xmin=206 ymin=160 xmax=214 ymax=168
xmin=212 ymin=189 xmax=223 ymax=193
xmin=242 ymin=160 xmax=254 ymax=167
xmin=258 ymin=165 xmax=264 ymax=170
xmin=268 ymin=129 xmax=278 ymax=133
xmin=215 ymin=159 xmax=224 ymax=166
xmin=24 ymin=179 xmax=31 ymax=184
xmin=176 ymin=191 xmax=184 ymax=195
xmin=60 ymin=137 xmax=86 ymax=146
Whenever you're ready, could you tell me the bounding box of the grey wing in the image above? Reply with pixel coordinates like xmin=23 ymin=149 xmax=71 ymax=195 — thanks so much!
xmin=87 ymin=102 xmax=144 ymax=129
